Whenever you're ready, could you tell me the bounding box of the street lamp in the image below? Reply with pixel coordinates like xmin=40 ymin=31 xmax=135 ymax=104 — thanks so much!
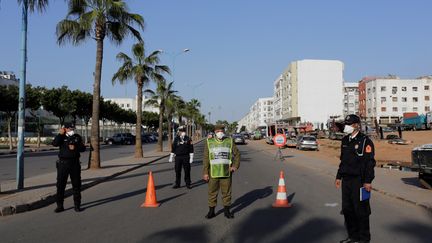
xmin=160 ymin=48 xmax=190 ymax=140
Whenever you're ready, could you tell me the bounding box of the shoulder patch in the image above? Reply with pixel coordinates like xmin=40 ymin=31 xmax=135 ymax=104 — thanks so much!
xmin=365 ymin=145 xmax=372 ymax=153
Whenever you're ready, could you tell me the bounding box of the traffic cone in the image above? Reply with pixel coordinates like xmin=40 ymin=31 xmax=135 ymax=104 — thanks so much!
xmin=272 ymin=170 xmax=292 ymax=208
xmin=141 ymin=171 xmax=160 ymax=208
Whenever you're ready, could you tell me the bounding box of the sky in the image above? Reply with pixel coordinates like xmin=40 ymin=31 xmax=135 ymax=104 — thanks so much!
xmin=1 ymin=0 xmax=432 ymax=122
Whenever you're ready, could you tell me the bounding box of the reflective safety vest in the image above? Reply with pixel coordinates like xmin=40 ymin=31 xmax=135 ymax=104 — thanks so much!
xmin=207 ymin=137 xmax=233 ymax=178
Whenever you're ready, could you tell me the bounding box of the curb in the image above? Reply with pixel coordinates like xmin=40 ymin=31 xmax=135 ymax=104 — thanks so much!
xmin=0 ymin=139 xmax=205 ymax=216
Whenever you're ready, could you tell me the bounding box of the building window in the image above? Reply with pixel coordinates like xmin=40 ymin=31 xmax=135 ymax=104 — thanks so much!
xmin=401 ymin=86 xmax=407 ymax=91
xmin=413 ymin=97 xmax=418 ymax=102
xmin=402 ymin=107 xmax=407 ymax=112
xmin=380 ymin=86 xmax=386 ymax=91
xmin=426 ymin=106 xmax=431 ymax=112
xmin=425 ymin=96 xmax=430 ymax=101
xmin=402 ymin=97 xmax=407 ymax=102
xmin=392 ymin=107 xmax=398 ymax=112
xmin=413 ymin=107 xmax=418 ymax=111
xmin=127 ymin=104 xmax=130 ymax=108
xmin=392 ymin=86 xmax=397 ymax=94
xmin=413 ymin=87 xmax=418 ymax=91
xmin=367 ymin=88 xmax=371 ymax=94
xmin=380 ymin=97 xmax=386 ymax=103
xmin=372 ymin=87 xmax=376 ymax=93
xmin=368 ymin=108 xmax=371 ymax=113
xmin=392 ymin=97 xmax=398 ymax=102
xmin=381 ymin=107 xmax=386 ymax=112
xmin=425 ymin=85 xmax=430 ymax=90
xmin=121 ymin=104 xmax=124 ymax=108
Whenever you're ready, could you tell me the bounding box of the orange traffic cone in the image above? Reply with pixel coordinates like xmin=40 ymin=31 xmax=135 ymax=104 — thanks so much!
xmin=141 ymin=171 xmax=160 ymax=208
xmin=272 ymin=170 xmax=292 ymax=208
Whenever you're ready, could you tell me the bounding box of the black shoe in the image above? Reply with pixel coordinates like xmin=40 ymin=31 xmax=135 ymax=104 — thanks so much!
xmin=74 ymin=206 xmax=82 ymax=212
xmin=339 ymin=239 xmax=358 ymax=243
xmin=205 ymin=207 xmax=216 ymax=219
xmin=172 ymin=184 xmax=180 ymax=189
xmin=54 ymin=206 xmax=64 ymax=213
xmin=224 ymin=206 xmax=234 ymax=219
xmin=186 ymin=184 xmax=192 ymax=189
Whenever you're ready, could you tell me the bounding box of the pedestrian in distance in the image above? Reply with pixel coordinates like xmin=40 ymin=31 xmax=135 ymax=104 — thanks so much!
xmin=169 ymin=126 xmax=194 ymax=189
xmin=335 ymin=114 xmax=376 ymax=243
xmin=52 ymin=122 xmax=86 ymax=213
xmin=203 ymin=124 xmax=241 ymax=219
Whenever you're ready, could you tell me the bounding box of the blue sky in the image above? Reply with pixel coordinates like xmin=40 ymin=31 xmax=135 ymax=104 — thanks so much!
xmin=1 ymin=0 xmax=431 ymax=122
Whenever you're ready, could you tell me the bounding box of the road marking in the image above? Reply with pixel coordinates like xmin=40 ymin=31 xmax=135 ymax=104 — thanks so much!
xmin=324 ymin=203 xmax=339 ymax=207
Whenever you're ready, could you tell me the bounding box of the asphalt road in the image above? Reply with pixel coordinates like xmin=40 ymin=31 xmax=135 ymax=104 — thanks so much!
xmin=0 ymin=143 xmax=158 ymax=182
xmin=0 ymin=141 xmax=431 ymax=243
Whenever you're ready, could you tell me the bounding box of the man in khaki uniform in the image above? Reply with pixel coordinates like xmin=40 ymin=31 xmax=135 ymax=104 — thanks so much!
xmin=203 ymin=124 xmax=241 ymax=219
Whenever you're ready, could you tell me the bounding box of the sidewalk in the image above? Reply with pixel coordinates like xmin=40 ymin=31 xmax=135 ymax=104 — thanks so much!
xmin=0 ymin=145 xmax=58 ymax=155
xmin=0 ymin=147 xmax=171 ymax=216
xmin=249 ymin=140 xmax=432 ymax=211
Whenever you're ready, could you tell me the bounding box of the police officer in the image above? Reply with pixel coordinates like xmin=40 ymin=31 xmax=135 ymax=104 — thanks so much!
xmin=335 ymin=115 xmax=376 ymax=243
xmin=169 ymin=126 xmax=194 ymax=189
xmin=52 ymin=122 xmax=86 ymax=213
xmin=203 ymin=124 xmax=240 ymax=219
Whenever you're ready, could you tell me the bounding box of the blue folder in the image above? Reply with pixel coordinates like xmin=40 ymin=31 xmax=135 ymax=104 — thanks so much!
xmin=360 ymin=187 xmax=371 ymax=201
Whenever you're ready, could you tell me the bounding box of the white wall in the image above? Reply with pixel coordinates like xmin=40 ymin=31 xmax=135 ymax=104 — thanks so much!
xmin=297 ymin=60 xmax=344 ymax=126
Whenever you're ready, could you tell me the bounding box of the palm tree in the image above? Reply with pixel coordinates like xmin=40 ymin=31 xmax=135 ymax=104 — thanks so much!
xmin=165 ymin=94 xmax=183 ymax=146
xmin=145 ymin=81 xmax=176 ymax=152
xmin=112 ymin=42 xmax=170 ymax=158
xmin=185 ymin=99 xmax=201 ymax=137
xmin=56 ymin=0 xmax=144 ymax=169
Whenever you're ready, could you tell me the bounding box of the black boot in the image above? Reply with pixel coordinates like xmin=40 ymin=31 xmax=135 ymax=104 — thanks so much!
xmin=224 ymin=206 xmax=234 ymax=219
xmin=54 ymin=204 xmax=64 ymax=213
xmin=205 ymin=207 xmax=216 ymax=219
xmin=74 ymin=204 xmax=82 ymax=212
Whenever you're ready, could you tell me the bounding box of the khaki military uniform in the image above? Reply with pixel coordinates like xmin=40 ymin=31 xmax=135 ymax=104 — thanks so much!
xmin=203 ymin=137 xmax=240 ymax=207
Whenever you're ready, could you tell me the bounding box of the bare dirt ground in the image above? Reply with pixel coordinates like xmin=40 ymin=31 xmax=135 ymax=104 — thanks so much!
xmin=260 ymin=130 xmax=432 ymax=167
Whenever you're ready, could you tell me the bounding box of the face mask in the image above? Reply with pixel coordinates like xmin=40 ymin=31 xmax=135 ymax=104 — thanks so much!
xmin=343 ymin=125 xmax=354 ymax=134
xmin=216 ymin=132 xmax=224 ymax=139
xmin=66 ymin=130 xmax=75 ymax=136
xmin=180 ymin=132 xmax=186 ymax=137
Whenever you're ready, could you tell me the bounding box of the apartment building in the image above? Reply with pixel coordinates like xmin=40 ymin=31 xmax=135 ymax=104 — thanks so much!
xmin=360 ymin=76 xmax=432 ymax=123
xmin=238 ymin=97 xmax=274 ymax=132
xmin=343 ymin=82 xmax=359 ymax=117
xmin=105 ymin=96 xmax=159 ymax=114
xmin=0 ymin=71 xmax=19 ymax=86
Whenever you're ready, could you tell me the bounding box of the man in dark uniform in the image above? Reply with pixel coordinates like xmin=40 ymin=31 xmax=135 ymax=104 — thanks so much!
xmin=52 ymin=122 xmax=86 ymax=213
xmin=335 ymin=114 xmax=376 ymax=243
xmin=169 ymin=126 xmax=194 ymax=189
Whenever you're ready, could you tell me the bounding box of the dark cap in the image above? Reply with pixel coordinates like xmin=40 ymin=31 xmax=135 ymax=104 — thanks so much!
xmin=214 ymin=124 xmax=225 ymax=131
xmin=178 ymin=126 xmax=186 ymax=132
xmin=344 ymin=114 xmax=361 ymax=125
xmin=63 ymin=122 xmax=75 ymax=129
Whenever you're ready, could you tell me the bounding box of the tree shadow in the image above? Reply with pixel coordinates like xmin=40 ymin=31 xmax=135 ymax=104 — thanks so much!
xmin=142 ymin=225 xmax=208 ymax=243
xmin=81 ymin=183 xmax=171 ymax=210
xmin=231 ymin=186 xmax=273 ymax=214
xmin=387 ymin=219 xmax=432 ymax=243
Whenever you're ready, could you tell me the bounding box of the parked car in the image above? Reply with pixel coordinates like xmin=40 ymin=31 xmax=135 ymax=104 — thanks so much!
xmin=412 ymin=144 xmax=432 ymax=189
xmin=286 ymin=137 xmax=297 ymax=148
xmin=252 ymin=131 xmax=262 ymax=140
xmin=232 ymin=134 xmax=246 ymax=145
xmin=241 ymin=132 xmax=250 ymax=140
xmin=296 ymin=135 xmax=319 ymax=151
xmin=265 ymin=136 xmax=274 ymax=145
xmin=105 ymin=133 xmax=135 ymax=145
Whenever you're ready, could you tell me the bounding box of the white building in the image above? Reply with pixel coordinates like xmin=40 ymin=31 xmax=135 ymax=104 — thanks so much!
xmin=343 ymin=82 xmax=359 ymax=117
xmin=0 ymin=71 xmax=19 ymax=86
xmin=273 ymin=75 xmax=284 ymax=121
xmin=364 ymin=77 xmax=432 ymax=123
xmin=105 ymin=96 xmax=159 ymax=114
xmin=283 ymin=60 xmax=344 ymax=127
xmin=238 ymin=97 xmax=274 ymax=132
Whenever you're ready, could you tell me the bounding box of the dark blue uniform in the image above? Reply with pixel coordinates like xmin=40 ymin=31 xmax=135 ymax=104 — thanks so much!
xmin=171 ymin=135 xmax=194 ymax=188
xmin=52 ymin=133 xmax=85 ymax=210
xmin=337 ymin=132 xmax=376 ymax=242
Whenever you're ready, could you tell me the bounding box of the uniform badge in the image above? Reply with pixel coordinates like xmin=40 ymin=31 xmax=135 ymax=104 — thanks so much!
xmin=365 ymin=145 xmax=372 ymax=153
xmin=354 ymin=144 xmax=359 ymax=149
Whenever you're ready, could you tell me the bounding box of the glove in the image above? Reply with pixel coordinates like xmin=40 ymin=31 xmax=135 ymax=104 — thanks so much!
xmin=189 ymin=153 xmax=194 ymax=163
xmin=169 ymin=153 xmax=175 ymax=163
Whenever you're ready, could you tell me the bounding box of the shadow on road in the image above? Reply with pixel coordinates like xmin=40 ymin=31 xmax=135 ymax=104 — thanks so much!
xmin=143 ymin=225 xmax=208 ymax=242
xmin=387 ymin=212 xmax=432 ymax=243
xmin=400 ymin=177 xmax=427 ymax=189
xmin=81 ymin=183 xmax=171 ymax=210
xmin=231 ymin=186 xmax=273 ymax=214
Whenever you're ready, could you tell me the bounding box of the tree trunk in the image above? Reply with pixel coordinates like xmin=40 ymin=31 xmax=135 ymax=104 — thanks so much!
xmin=90 ymin=38 xmax=104 ymax=169
xmin=167 ymin=117 xmax=173 ymax=149
xmin=8 ymin=116 xmax=13 ymax=151
xmin=85 ymin=122 xmax=89 ymax=144
xmin=135 ymin=81 xmax=144 ymax=158
xmin=157 ymin=106 xmax=164 ymax=152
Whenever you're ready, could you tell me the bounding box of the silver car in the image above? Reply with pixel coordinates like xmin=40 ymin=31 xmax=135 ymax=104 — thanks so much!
xmin=232 ymin=134 xmax=246 ymax=145
xmin=296 ymin=135 xmax=319 ymax=151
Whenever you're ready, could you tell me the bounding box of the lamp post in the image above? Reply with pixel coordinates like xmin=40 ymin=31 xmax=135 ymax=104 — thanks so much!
xmin=160 ymin=48 xmax=190 ymax=140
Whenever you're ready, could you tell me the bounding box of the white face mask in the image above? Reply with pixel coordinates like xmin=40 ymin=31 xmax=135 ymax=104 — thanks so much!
xmin=343 ymin=125 xmax=354 ymax=134
xmin=180 ymin=132 xmax=186 ymax=137
xmin=66 ymin=130 xmax=75 ymax=136
xmin=216 ymin=132 xmax=224 ymax=139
